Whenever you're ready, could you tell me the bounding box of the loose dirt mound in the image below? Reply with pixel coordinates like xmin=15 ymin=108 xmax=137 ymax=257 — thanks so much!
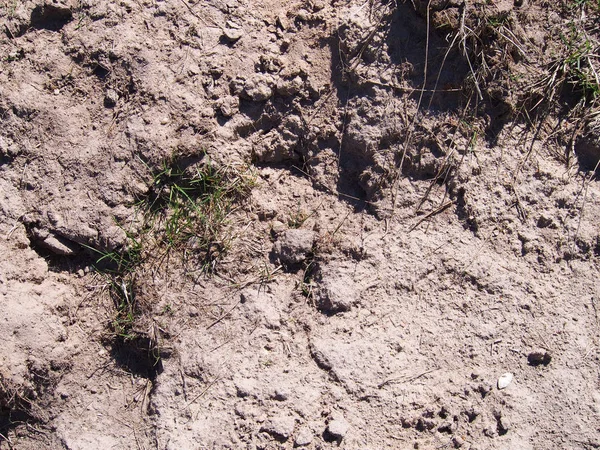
xmin=1 ymin=0 xmax=600 ymax=448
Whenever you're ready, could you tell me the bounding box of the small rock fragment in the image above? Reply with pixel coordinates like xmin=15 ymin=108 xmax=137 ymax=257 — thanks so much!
xmin=104 ymin=89 xmax=119 ymax=108
xmin=326 ymin=416 xmax=350 ymax=440
xmin=223 ymin=26 xmax=243 ymax=43
xmin=276 ymin=13 xmax=290 ymax=30
xmin=261 ymin=415 xmax=295 ymax=441
xmin=294 ymin=426 xmax=313 ymax=446
xmin=222 ymin=20 xmax=243 ymax=42
xmin=31 ymin=228 xmax=79 ymax=256
xmin=527 ymin=349 xmax=551 ymax=366
xmin=497 ymin=373 xmax=513 ymax=390
xmin=272 ymin=229 xmax=315 ymax=266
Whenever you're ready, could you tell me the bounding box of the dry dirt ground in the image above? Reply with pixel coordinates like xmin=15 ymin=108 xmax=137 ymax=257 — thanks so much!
xmin=2 ymin=0 xmax=600 ymax=449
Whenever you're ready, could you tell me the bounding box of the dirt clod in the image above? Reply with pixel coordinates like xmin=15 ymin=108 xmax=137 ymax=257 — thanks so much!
xmin=527 ymin=350 xmax=552 ymax=367
xmin=272 ymin=229 xmax=315 ymax=267
xmin=315 ymin=269 xmax=356 ymax=314
xmin=261 ymin=415 xmax=296 ymax=441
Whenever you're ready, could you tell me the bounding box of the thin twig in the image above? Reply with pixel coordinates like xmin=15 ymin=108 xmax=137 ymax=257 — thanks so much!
xmin=206 ymin=299 xmax=242 ymax=330
xmin=408 ymin=201 xmax=454 ymax=233
xmin=378 ymin=367 xmax=439 ymax=389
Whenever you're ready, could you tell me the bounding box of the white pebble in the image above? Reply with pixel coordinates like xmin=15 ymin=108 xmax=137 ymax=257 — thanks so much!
xmin=497 ymin=372 xmax=513 ymax=390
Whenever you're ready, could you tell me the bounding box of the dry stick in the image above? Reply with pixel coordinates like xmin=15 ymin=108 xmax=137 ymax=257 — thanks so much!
xmin=182 ymin=375 xmax=222 ymax=411
xmin=408 ymin=201 xmax=454 ymax=233
xmin=0 ymin=430 xmax=13 ymax=448
xmin=359 ymin=76 xmax=463 ymax=94
xmin=427 ymin=29 xmax=461 ymax=110
xmin=458 ymin=6 xmax=483 ymax=101
xmin=378 ymin=367 xmax=439 ymax=389
xmin=337 ymin=85 xmax=351 ymax=170
xmin=206 ymin=299 xmax=242 ymax=329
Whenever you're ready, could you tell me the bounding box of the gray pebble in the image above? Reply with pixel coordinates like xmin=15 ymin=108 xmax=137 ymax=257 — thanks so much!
xmin=327 ymin=416 xmax=350 ymax=439
xmin=223 ymin=26 xmax=243 ymax=42
xmin=294 ymin=426 xmax=313 ymax=446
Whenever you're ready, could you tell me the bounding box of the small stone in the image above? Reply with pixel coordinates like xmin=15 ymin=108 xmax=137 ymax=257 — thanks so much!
xmin=272 ymin=229 xmax=315 ymax=266
xmin=276 ymin=13 xmax=289 ymax=30
xmin=294 ymin=426 xmax=313 ymax=446
xmin=261 ymin=415 xmax=295 ymax=441
xmin=527 ymin=349 xmax=551 ymax=366
xmin=223 ymin=26 xmax=243 ymax=43
xmin=35 ymin=231 xmax=79 ymax=256
xmin=326 ymin=416 xmax=350 ymax=440
xmin=104 ymin=89 xmax=119 ymax=108
xmin=497 ymin=373 xmax=513 ymax=390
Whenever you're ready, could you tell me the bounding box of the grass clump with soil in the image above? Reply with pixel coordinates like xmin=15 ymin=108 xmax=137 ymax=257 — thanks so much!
xmin=89 ymin=152 xmax=255 ymax=378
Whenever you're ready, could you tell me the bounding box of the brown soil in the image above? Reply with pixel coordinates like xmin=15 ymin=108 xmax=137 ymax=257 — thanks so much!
xmin=1 ymin=0 xmax=600 ymax=449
